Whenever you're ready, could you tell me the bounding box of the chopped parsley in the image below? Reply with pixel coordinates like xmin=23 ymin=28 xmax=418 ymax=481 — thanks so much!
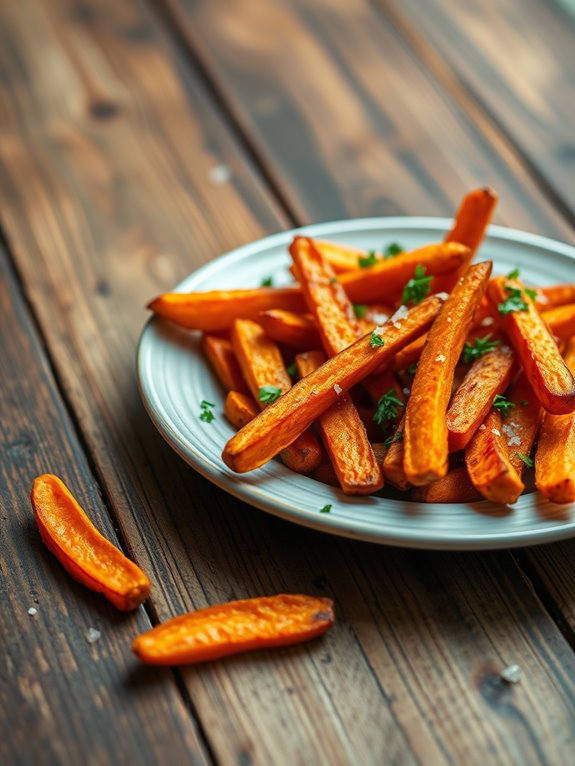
xmin=329 ymin=276 xmax=338 ymax=284
xmin=286 ymin=362 xmax=298 ymax=378
xmin=516 ymin=452 xmax=534 ymax=468
xmin=319 ymin=504 xmax=332 ymax=514
xmin=498 ymin=285 xmax=529 ymax=315
xmin=461 ymin=334 xmax=500 ymax=364
xmin=525 ymin=287 xmax=538 ymax=301
xmin=493 ymin=394 xmax=516 ymax=416
xmin=506 ymin=268 xmax=520 ymax=280
xmin=373 ymin=389 xmax=404 ymax=425
xmin=370 ymin=332 xmax=386 ymax=347
xmin=258 ymin=385 xmax=282 ymax=405
xmin=384 ymin=430 xmax=404 ymax=449
xmin=358 ymin=250 xmax=379 ymax=269
xmin=199 ymin=399 xmax=216 ymax=423
xmin=408 ymin=362 xmax=418 ymax=376
xmin=402 ymin=264 xmax=432 ymax=306
xmin=261 ymin=276 xmax=273 ymax=287
xmin=384 ymin=242 xmax=404 ymax=259
xmin=353 ymin=304 xmax=368 ymax=319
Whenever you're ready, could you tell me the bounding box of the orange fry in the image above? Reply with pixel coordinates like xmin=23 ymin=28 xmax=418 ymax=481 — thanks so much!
xmin=231 ymin=319 xmax=322 ymax=474
xmin=541 ymin=303 xmax=575 ymax=340
xmin=149 ymin=288 xmax=307 ymax=332
xmin=486 ymin=277 xmax=575 ymax=414
xmin=258 ymin=310 xmax=321 ymax=350
xmin=465 ymin=410 xmax=524 ymax=504
xmin=382 ymin=417 xmax=410 ymax=490
xmin=404 ymin=261 xmax=492 ymax=486
xmin=223 ymin=296 xmax=445 ymax=473
xmin=202 ymin=335 xmax=248 ymax=393
xmin=312 ymin=239 xmax=367 ymax=273
xmin=535 ymin=339 xmax=575 ymax=503
xmin=537 ymin=284 xmax=575 ymax=309
xmin=411 ymin=468 xmax=481 ymax=504
xmin=296 ymin=351 xmax=383 ymax=495
xmin=224 ymin=390 xmax=259 ymax=429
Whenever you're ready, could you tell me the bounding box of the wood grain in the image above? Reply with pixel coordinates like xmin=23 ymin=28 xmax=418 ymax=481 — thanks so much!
xmin=2 ymin=0 xmax=575 ymax=763
xmin=0 ymin=250 xmax=208 ymax=766
xmin=160 ymin=0 xmax=573 ymax=241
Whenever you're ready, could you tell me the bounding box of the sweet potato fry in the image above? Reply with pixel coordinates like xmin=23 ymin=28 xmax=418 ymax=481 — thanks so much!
xmin=541 ymin=303 xmax=575 ymax=340
xmin=537 ymin=284 xmax=575 ymax=309
xmin=504 ymin=373 xmax=542 ymax=477
xmin=296 ymin=351 xmax=383 ymax=495
xmin=231 ymin=319 xmax=322 ymax=474
xmin=465 ymin=410 xmax=525 ymax=504
xmin=202 ymin=335 xmax=249 ymax=393
xmin=363 ymin=369 xmax=404 ymax=406
xmin=411 ymin=468 xmax=481 ymax=504
xmin=382 ymin=417 xmax=409 ymax=490
xmin=404 ymin=261 xmax=492 ymax=486
xmin=224 ymin=390 xmax=259 ymax=429
xmin=149 ymin=288 xmax=307 ymax=332
xmin=486 ymin=277 xmax=575 ymax=414
xmin=535 ymin=338 xmax=575 ymax=503
xmin=338 ymin=242 xmax=469 ymax=304
xmin=446 ymin=343 xmax=515 ymax=452
xmin=312 ymin=239 xmax=367 ymax=273
xmin=223 ymin=296 xmax=445 ymax=473
xmin=258 ymin=310 xmax=321 ymax=350
xmin=392 ymin=334 xmax=427 ymax=373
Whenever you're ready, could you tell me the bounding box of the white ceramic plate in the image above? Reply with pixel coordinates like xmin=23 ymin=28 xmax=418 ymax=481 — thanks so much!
xmin=137 ymin=218 xmax=575 ymax=550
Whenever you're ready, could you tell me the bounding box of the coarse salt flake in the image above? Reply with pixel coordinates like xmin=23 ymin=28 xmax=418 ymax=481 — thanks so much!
xmin=507 ymin=436 xmax=521 ymax=446
xmin=501 ymin=664 xmax=522 ymax=684
xmin=403 ymin=388 xmax=410 ymax=395
xmin=208 ymin=164 xmax=233 ymax=185
xmin=390 ymin=305 xmax=409 ymax=327
xmin=333 ymin=383 xmax=342 ymax=395
xmin=435 ymin=292 xmax=449 ymax=301
xmin=479 ymin=424 xmax=486 ymax=431
xmin=491 ymin=428 xmax=501 ymax=436
xmin=374 ymin=325 xmax=385 ymax=336
xmin=481 ymin=317 xmax=495 ymax=327
xmin=86 ymin=628 xmax=101 ymax=644
xmin=28 ymin=607 xmax=37 ymax=616
xmin=435 ymin=354 xmax=446 ymax=363
xmin=370 ymin=312 xmax=389 ymax=325
xmin=447 ymin=317 xmax=452 ymax=323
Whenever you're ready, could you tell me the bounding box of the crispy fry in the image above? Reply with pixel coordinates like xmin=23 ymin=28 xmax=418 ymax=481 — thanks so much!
xmin=486 ymin=277 xmax=575 ymax=414
xmin=541 ymin=303 xmax=575 ymax=340
xmin=258 ymin=309 xmax=321 ymax=350
xmin=382 ymin=417 xmax=409 ymax=490
xmin=223 ymin=296 xmax=445 ymax=473
xmin=404 ymin=262 xmax=492 ymax=485
xmin=338 ymin=242 xmax=469 ymax=304
xmin=411 ymin=468 xmax=481 ymax=504
xmin=224 ymin=390 xmax=259 ymax=429
xmin=447 ymin=343 xmax=515 ymax=451
xmin=202 ymin=335 xmax=249 ymax=393
xmin=312 ymin=239 xmax=367 ymax=273
xmin=535 ymin=339 xmax=575 ymax=503
xmin=149 ymin=288 xmax=307 ymax=332
xmin=296 ymin=351 xmax=383 ymax=495
xmin=231 ymin=319 xmax=322 ymax=474
xmin=392 ymin=334 xmax=427 ymax=372
xmin=537 ymin=284 xmax=575 ymax=309
xmin=465 ymin=410 xmax=525 ymax=504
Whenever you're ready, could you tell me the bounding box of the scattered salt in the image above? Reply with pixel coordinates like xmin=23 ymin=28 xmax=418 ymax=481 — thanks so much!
xmin=501 ymin=664 xmax=522 ymax=684
xmin=508 ymin=436 xmax=521 ymax=446
xmin=501 ymin=345 xmax=512 ymax=355
xmin=479 ymin=424 xmax=486 ymax=431
xmin=403 ymin=388 xmax=410 ymax=396
xmin=333 ymin=383 xmax=342 ymax=395
xmin=435 ymin=354 xmax=446 ymax=363
xmin=373 ymin=325 xmax=385 ymax=336
xmin=370 ymin=312 xmax=389 ymax=325
xmin=208 ymin=164 xmax=233 ymax=185
xmin=28 ymin=607 xmax=37 ymax=616
xmin=481 ymin=317 xmax=495 ymax=327
xmin=435 ymin=292 xmax=449 ymax=301
xmin=491 ymin=428 xmax=501 ymax=436
xmin=390 ymin=305 xmax=409 ymax=328
xmin=447 ymin=317 xmax=452 ymax=323
xmin=85 ymin=628 xmax=101 ymax=644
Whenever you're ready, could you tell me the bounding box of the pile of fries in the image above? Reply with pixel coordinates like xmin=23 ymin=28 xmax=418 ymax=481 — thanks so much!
xmin=149 ymin=189 xmax=575 ymax=506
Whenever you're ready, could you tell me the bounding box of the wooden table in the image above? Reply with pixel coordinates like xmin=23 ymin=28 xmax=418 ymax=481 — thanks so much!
xmin=2 ymin=1 xmax=575 ymax=764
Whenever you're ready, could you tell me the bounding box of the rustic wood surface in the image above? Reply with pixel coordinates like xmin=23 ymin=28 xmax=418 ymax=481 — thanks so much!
xmin=2 ymin=0 xmax=575 ymax=764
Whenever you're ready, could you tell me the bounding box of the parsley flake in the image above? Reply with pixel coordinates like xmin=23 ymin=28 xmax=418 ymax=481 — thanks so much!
xmin=384 ymin=242 xmax=404 ymax=259
xmin=319 ymin=504 xmax=332 ymax=514
xmin=370 ymin=333 xmax=386 ymax=347
xmin=373 ymin=390 xmax=404 ymax=425
xmin=516 ymin=452 xmax=534 ymax=468
xmin=493 ymin=394 xmax=516 ymax=416
xmin=358 ymin=251 xmax=378 ymax=268
xmin=402 ymin=264 xmax=432 ymax=306
xmin=384 ymin=431 xmax=404 ymax=448
xmin=506 ymin=268 xmax=520 ymax=280
xmin=408 ymin=362 xmax=418 ymax=376
xmin=261 ymin=276 xmax=273 ymax=287
xmin=286 ymin=363 xmax=298 ymax=378
xmin=353 ymin=304 xmax=368 ymax=319
xmin=525 ymin=287 xmax=538 ymax=301
xmin=258 ymin=385 xmax=282 ymax=405
xmin=199 ymin=400 xmax=216 ymax=423
xmin=329 ymin=276 xmax=338 ymax=284
xmin=498 ymin=285 xmax=529 ymax=315
xmin=461 ymin=334 xmax=500 ymax=364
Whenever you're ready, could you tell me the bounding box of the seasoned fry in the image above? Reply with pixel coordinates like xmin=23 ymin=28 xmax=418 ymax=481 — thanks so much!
xmin=486 ymin=277 xmax=575 ymax=414
xmin=363 ymin=370 xmax=404 ymax=406
xmin=465 ymin=410 xmax=525 ymax=504
xmin=202 ymin=335 xmax=249 ymax=393
xmin=296 ymin=351 xmax=383 ymax=495
xmin=149 ymin=288 xmax=307 ymax=332
xmin=338 ymin=242 xmax=469 ymax=304
xmin=223 ymin=296 xmax=445 ymax=473
xmin=392 ymin=334 xmax=427 ymax=373
xmin=382 ymin=417 xmax=409 ymax=490
xmin=541 ymin=303 xmax=575 ymax=340
xmin=231 ymin=319 xmax=322 ymax=474
xmin=404 ymin=261 xmax=492 ymax=485
xmin=535 ymin=339 xmax=575 ymax=503
xmin=537 ymin=284 xmax=575 ymax=309
xmin=258 ymin=309 xmax=321 ymax=350
xmin=505 ymin=373 xmax=542 ymax=477
xmin=447 ymin=343 xmax=515 ymax=452
xmin=312 ymin=240 xmax=367 ymax=273
xmin=224 ymin=390 xmax=259 ymax=429
xmin=411 ymin=468 xmax=481 ymax=504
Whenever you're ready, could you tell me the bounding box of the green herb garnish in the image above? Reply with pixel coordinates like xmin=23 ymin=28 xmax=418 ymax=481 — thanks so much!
xmin=461 ymin=334 xmax=500 ymax=364
xmin=353 ymin=304 xmax=368 ymax=319
xmin=384 ymin=431 xmax=404 ymax=448
xmin=199 ymin=400 xmax=216 ymax=423
xmin=384 ymin=242 xmax=404 ymax=259
xmin=358 ymin=251 xmax=378 ymax=268
xmin=498 ymin=285 xmax=529 ymax=315
xmin=370 ymin=332 xmax=386 ymax=348
xmin=261 ymin=276 xmax=273 ymax=287
xmin=373 ymin=390 xmax=404 ymax=425
xmin=525 ymin=287 xmax=538 ymax=301
xmin=329 ymin=276 xmax=338 ymax=284
xmin=493 ymin=394 xmax=516 ymax=416
xmin=516 ymin=452 xmax=534 ymax=468
xmin=506 ymin=268 xmax=520 ymax=280
xmin=402 ymin=264 xmax=432 ymax=306
xmin=286 ymin=363 xmax=298 ymax=378
xmin=258 ymin=385 xmax=282 ymax=405
xmin=408 ymin=363 xmax=418 ymax=376
xmin=319 ymin=504 xmax=332 ymax=514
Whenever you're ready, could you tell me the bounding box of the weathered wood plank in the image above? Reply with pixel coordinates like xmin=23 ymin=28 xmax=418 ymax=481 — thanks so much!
xmin=0 ymin=250 xmax=209 ymax=766
xmin=160 ymin=0 xmax=573 ymax=241
xmin=377 ymin=0 xmax=575 ymax=223
xmin=2 ymin=0 xmax=575 ymax=763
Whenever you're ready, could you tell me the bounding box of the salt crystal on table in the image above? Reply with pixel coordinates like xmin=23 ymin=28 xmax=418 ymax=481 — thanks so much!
xmin=85 ymin=628 xmax=101 ymax=644
xmin=28 ymin=607 xmax=37 ymax=616
xmin=208 ymin=164 xmax=233 ymax=185
xmin=501 ymin=664 xmax=522 ymax=684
